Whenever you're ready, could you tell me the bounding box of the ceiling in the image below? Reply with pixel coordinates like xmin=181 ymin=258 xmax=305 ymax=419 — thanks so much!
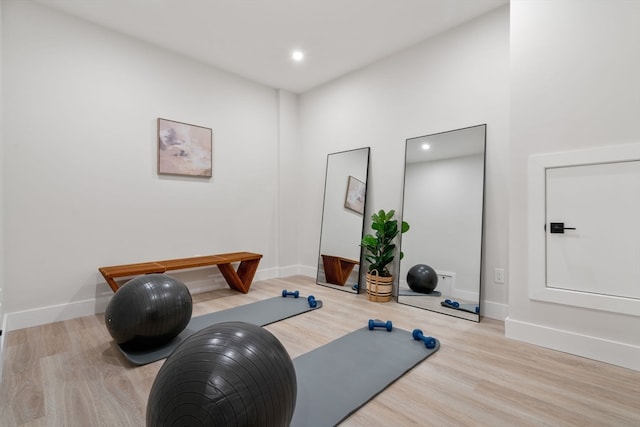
xmin=34 ymin=0 xmax=508 ymax=94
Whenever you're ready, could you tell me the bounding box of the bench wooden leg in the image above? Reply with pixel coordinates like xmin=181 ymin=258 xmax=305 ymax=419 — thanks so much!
xmin=217 ymin=259 xmax=260 ymax=293
xmin=105 ymin=277 xmax=121 ymax=293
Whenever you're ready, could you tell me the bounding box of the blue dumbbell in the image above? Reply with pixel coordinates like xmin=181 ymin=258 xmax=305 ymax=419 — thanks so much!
xmin=412 ymin=329 xmax=436 ymax=349
xmin=368 ymin=319 xmax=393 ymax=332
xmin=282 ymin=290 xmax=300 ymax=298
xmin=308 ymin=295 xmax=317 ymax=308
xmin=475 ymin=306 xmax=480 ymax=314
xmin=445 ymin=299 xmax=460 ymax=308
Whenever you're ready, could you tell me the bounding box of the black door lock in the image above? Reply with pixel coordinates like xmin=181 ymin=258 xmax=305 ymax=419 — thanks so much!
xmin=548 ymin=222 xmax=576 ymax=234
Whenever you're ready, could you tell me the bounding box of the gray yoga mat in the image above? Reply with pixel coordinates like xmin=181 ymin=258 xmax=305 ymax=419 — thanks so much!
xmin=398 ymin=288 xmax=442 ymax=297
xmin=440 ymin=300 xmax=479 ymax=314
xmin=291 ymin=326 xmax=439 ymax=426
xmin=118 ymin=295 xmax=323 ymax=365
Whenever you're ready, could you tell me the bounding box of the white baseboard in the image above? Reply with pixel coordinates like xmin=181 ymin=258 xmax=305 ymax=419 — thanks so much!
xmin=505 ymin=317 xmax=640 ymax=372
xmin=278 ymin=264 xmax=316 ymax=278
xmin=481 ymin=300 xmax=508 ymax=321
xmin=0 ymin=313 xmax=7 ymax=383
xmin=2 ymin=266 xmax=512 ymax=333
xmin=4 ymin=265 xmax=314 ymax=332
xmin=256 ymin=266 xmax=281 ymax=280
xmin=7 ymin=296 xmax=113 ymax=332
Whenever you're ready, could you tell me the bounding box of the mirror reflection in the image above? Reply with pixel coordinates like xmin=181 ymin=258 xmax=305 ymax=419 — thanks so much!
xmin=398 ymin=125 xmax=486 ymax=321
xmin=317 ymin=147 xmax=370 ymax=293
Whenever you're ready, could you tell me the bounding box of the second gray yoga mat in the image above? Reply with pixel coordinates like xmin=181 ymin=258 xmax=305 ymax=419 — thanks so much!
xmin=291 ymin=326 xmax=439 ymax=426
xmin=119 ymin=295 xmax=323 ymax=365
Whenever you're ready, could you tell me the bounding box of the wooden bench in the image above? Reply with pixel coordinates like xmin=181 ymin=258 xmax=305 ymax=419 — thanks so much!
xmin=99 ymin=252 xmax=263 ymax=293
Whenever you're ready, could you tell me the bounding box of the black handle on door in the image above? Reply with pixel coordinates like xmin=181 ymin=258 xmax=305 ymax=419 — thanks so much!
xmin=548 ymin=222 xmax=576 ymax=234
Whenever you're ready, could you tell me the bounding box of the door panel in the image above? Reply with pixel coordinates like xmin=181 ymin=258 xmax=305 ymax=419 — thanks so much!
xmin=545 ymin=161 xmax=640 ymax=299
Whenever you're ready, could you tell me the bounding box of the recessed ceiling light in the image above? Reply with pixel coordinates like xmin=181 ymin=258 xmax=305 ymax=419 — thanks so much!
xmin=421 ymin=143 xmax=430 ymax=150
xmin=291 ymin=50 xmax=305 ymax=62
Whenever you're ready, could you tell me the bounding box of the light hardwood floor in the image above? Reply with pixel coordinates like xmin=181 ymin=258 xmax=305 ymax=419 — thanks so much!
xmin=1 ymin=275 xmax=639 ymax=426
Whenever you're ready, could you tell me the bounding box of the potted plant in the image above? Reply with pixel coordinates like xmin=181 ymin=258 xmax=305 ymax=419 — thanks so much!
xmin=360 ymin=209 xmax=410 ymax=302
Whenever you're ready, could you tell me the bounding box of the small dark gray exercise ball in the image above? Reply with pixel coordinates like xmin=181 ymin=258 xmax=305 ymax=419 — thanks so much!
xmin=407 ymin=264 xmax=439 ymax=294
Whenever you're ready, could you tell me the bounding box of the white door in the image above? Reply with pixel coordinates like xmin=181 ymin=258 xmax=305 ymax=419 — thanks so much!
xmin=545 ymin=160 xmax=640 ymax=299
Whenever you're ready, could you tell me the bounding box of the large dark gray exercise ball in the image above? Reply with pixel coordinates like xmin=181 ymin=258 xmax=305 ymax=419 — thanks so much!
xmin=146 ymin=321 xmax=297 ymax=427
xmin=407 ymin=264 xmax=439 ymax=294
xmin=104 ymin=274 xmax=192 ymax=350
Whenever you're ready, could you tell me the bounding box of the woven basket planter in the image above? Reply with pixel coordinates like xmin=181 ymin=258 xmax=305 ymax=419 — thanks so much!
xmin=366 ymin=270 xmax=393 ymax=302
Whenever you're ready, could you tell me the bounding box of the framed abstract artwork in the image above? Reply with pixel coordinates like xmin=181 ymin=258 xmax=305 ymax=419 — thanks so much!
xmin=157 ymin=118 xmax=212 ymax=177
xmin=344 ymin=175 xmax=365 ymax=214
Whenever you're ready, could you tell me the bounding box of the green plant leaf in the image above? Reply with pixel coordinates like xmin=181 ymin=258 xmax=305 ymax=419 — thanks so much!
xmin=361 ymin=208 xmax=410 ymax=278
xmin=361 ymin=235 xmax=377 ymax=246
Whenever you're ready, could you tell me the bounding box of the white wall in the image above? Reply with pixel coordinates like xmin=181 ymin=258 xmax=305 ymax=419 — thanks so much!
xmin=299 ymin=6 xmax=510 ymax=319
xmin=2 ymin=1 xmax=282 ymax=329
xmin=508 ymin=0 xmax=640 ymax=370
xmin=0 ymin=0 xmax=5 ymax=382
xmin=277 ymin=90 xmax=305 ymax=276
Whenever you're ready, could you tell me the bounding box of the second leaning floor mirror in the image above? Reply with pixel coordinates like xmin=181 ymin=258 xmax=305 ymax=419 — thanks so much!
xmin=398 ymin=125 xmax=486 ymax=321
xmin=316 ymin=147 xmax=370 ymax=293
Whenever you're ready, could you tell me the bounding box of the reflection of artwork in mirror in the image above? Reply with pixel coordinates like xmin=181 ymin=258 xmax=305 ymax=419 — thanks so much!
xmin=317 ymin=147 xmax=370 ymax=293
xmin=344 ymin=176 xmax=365 ymax=214
xmin=398 ymin=125 xmax=486 ymax=321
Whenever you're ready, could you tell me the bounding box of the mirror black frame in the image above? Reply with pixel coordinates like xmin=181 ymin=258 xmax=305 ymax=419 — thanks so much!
xmin=316 ymin=147 xmax=371 ymax=293
xmin=398 ymin=125 xmax=486 ymax=321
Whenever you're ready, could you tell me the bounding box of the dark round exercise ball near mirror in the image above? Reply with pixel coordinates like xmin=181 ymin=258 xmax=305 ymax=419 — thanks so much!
xmin=146 ymin=321 xmax=297 ymax=427
xmin=104 ymin=273 xmax=192 ymax=350
xmin=407 ymin=264 xmax=439 ymax=294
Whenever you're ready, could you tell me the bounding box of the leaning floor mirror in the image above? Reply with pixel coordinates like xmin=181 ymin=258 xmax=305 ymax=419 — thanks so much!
xmin=317 ymin=147 xmax=370 ymax=293
xmin=398 ymin=125 xmax=486 ymax=321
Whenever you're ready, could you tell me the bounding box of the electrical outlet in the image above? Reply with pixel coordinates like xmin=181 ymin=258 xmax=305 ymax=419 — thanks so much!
xmin=494 ymin=268 xmax=505 ymax=284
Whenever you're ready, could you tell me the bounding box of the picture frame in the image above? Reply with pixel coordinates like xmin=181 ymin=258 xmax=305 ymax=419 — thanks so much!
xmin=157 ymin=118 xmax=213 ymax=177
xmin=344 ymin=175 xmax=366 ymax=214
